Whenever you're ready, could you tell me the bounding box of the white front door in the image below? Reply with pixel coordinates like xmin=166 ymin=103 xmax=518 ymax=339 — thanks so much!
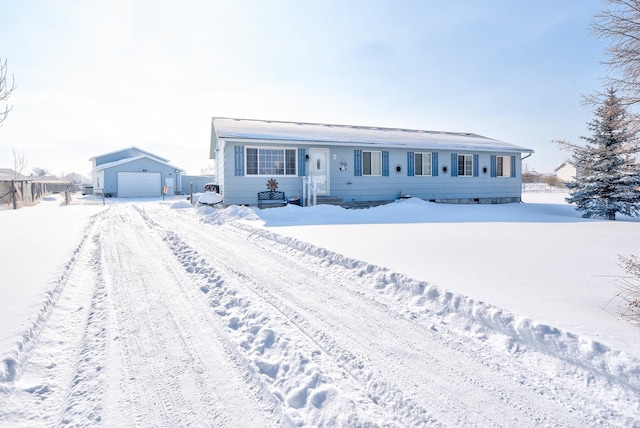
xmin=308 ymin=148 xmax=329 ymax=195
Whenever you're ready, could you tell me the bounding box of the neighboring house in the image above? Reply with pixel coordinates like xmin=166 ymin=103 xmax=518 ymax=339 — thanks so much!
xmin=90 ymin=147 xmax=184 ymax=197
xmin=554 ymin=162 xmax=578 ymax=183
xmin=209 ymin=117 xmax=534 ymax=206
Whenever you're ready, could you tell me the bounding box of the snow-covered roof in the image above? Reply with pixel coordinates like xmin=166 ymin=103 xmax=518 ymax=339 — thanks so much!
xmin=89 ymin=146 xmax=170 ymax=163
xmin=94 ymin=155 xmax=184 ymax=172
xmin=0 ymin=169 xmax=73 ymax=183
xmin=0 ymin=168 xmax=32 ymax=181
xmin=212 ymin=117 xmax=534 ymax=154
xmin=554 ymin=162 xmax=575 ymax=172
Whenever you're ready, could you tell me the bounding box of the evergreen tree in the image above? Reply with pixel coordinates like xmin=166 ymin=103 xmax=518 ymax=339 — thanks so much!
xmin=558 ymin=88 xmax=640 ymax=220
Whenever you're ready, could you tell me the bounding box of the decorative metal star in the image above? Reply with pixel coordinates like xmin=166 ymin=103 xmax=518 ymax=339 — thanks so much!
xmin=266 ymin=178 xmax=279 ymax=191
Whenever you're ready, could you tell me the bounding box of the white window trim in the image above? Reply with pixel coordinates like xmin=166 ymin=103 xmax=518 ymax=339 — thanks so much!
xmin=496 ymin=155 xmax=511 ymax=177
xmin=458 ymin=154 xmax=473 ymax=177
xmin=363 ymin=150 xmax=382 ymax=176
xmin=414 ymin=152 xmax=432 ymax=176
xmin=245 ymin=146 xmax=298 ymax=177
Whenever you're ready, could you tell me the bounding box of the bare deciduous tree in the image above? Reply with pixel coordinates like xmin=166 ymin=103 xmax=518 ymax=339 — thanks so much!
xmin=1 ymin=57 xmax=15 ymax=126
xmin=592 ymin=0 xmax=640 ymax=107
xmin=12 ymin=147 xmax=27 ymax=179
xmin=200 ymin=163 xmax=216 ymax=175
xmin=62 ymin=172 xmax=89 ymax=187
xmin=32 ymin=167 xmax=50 ymax=177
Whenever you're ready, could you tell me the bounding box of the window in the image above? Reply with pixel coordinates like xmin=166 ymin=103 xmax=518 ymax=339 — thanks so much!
xmin=496 ymin=156 xmax=511 ymax=177
xmin=246 ymin=147 xmax=296 ymax=176
xmin=363 ymin=151 xmax=382 ymax=176
xmin=457 ymin=154 xmax=473 ymax=177
xmin=414 ymin=152 xmax=432 ymax=176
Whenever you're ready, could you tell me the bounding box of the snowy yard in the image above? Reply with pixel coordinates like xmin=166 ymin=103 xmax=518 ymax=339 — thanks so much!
xmin=0 ymin=190 xmax=639 ymax=426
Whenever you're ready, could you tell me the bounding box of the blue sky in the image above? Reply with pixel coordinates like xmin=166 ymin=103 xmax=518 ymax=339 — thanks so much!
xmin=0 ymin=0 xmax=608 ymax=177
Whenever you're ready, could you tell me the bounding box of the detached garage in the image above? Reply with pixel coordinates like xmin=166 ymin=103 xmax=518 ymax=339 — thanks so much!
xmin=90 ymin=147 xmax=184 ymax=197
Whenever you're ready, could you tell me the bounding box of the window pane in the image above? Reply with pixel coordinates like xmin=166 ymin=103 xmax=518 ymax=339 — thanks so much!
xmin=414 ymin=152 xmax=432 ymax=176
xmin=371 ymin=151 xmax=382 ymax=175
xmin=285 ymin=149 xmax=296 ymax=175
xmin=259 ymin=149 xmax=279 ymax=175
xmin=497 ymin=157 xmax=504 ymax=176
xmin=415 ymin=153 xmax=423 ymax=175
xmin=363 ymin=151 xmax=372 ymax=175
xmin=458 ymin=154 xmax=473 ymax=176
xmin=422 ymin=153 xmax=432 ymax=176
xmin=247 ymin=148 xmax=258 ymax=175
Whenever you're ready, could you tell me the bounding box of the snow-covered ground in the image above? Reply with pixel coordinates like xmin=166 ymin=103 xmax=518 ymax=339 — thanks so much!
xmin=0 ymin=190 xmax=639 ymax=426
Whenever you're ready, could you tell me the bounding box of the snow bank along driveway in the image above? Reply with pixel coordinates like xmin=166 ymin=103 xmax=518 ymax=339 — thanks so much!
xmin=1 ymin=201 xmax=639 ymax=426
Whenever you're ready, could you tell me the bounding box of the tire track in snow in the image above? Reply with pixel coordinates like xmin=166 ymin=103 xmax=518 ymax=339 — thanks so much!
xmin=0 ymin=213 xmax=107 ymax=427
xmin=159 ymin=230 xmax=400 ymax=426
xmin=241 ymin=221 xmax=640 ymax=395
xmin=144 ymin=204 xmax=638 ymax=426
xmin=98 ymin=205 xmax=286 ymax=427
xmin=56 ymin=232 xmax=109 ymax=426
xmin=142 ymin=207 xmax=545 ymax=425
xmin=0 ymin=211 xmax=105 ymax=389
xmin=203 ymin=225 xmax=569 ymax=426
xmin=234 ymin=221 xmax=640 ymax=425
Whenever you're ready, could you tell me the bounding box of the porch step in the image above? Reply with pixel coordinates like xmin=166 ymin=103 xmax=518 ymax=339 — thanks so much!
xmin=308 ymin=196 xmax=344 ymax=205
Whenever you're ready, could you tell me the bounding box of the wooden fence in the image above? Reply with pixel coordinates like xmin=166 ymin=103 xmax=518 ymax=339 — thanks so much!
xmin=1 ymin=180 xmax=48 ymax=209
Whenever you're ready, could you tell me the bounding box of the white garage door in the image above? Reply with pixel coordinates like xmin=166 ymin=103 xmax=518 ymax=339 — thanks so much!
xmin=117 ymin=172 xmax=161 ymax=197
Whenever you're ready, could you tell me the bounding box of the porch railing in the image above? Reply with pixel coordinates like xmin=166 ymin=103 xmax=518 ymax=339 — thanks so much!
xmin=301 ymin=176 xmax=318 ymax=207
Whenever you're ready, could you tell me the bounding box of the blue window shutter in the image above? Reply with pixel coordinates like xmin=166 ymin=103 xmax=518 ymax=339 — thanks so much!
xmin=382 ymin=151 xmax=389 ymax=176
xmin=234 ymin=146 xmax=244 ymax=176
xmin=451 ymin=153 xmax=458 ymax=177
xmin=490 ymin=155 xmax=497 ymax=177
xmin=407 ymin=152 xmax=414 ymax=176
xmin=298 ymin=148 xmax=306 ymax=176
xmin=473 ymin=154 xmax=479 ymax=177
xmin=354 ymin=150 xmax=362 ymax=176
xmin=510 ymin=155 xmax=516 ymax=177
xmin=432 ymin=152 xmax=438 ymax=176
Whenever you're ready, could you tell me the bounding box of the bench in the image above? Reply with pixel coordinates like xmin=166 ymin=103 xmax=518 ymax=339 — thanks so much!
xmin=257 ymin=190 xmax=287 ymax=208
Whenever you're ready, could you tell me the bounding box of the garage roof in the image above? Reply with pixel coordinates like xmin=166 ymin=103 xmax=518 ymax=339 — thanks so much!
xmin=95 ymin=155 xmax=184 ymax=172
